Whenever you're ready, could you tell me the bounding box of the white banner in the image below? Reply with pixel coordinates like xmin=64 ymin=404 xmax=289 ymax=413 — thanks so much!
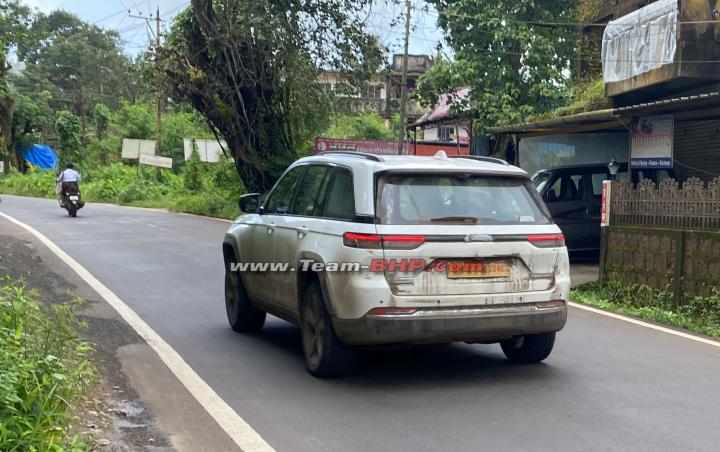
xmin=183 ymin=138 xmax=226 ymax=163
xmin=139 ymin=154 xmax=173 ymax=169
xmin=121 ymin=139 xmax=157 ymax=159
xmin=602 ymin=0 xmax=678 ymax=83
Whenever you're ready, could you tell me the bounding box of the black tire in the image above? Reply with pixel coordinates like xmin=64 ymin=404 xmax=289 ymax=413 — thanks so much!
xmin=300 ymin=281 xmax=357 ymax=377
xmin=224 ymin=269 xmax=265 ymax=332
xmin=67 ymin=204 xmax=77 ymax=217
xmin=501 ymin=332 xmax=556 ymax=363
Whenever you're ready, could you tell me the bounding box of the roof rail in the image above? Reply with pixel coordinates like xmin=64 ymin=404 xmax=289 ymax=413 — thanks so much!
xmin=317 ymin=151 xmax=384 ymax=162
xmin=447 ymin=155 xmax=510 ymax=166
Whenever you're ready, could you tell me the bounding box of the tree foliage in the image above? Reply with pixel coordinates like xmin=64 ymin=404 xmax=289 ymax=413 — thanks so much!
xmin=0 ymin=0 xmax=31 ymax=167
xmin=13 ymin=11 xmax=145 ymax=131
xmin=158 ymin=0 xmax=384 ymax=192
xmin=55 ymin=110 xmax=82 ymax=165
xmin=416 ymin=0 xmax=577 ymax=129
xmin=326 ymin=113 xmax=397 ymax=141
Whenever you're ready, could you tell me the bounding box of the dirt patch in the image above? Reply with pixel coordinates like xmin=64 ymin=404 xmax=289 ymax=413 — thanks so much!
xmin=0 ymin=235 xmax=172 ymax=451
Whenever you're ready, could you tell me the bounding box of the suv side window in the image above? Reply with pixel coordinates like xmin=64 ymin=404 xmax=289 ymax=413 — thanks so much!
xmin=264 ymin=166 xmax=305 ymax=214
xmin=590 ymin=172 xmax=609 ymax=198
xmin=544 ymin=174 xmax=584 ymax=202
xmin=291 ymin=165 xmax=331 ymax=216
xmin=320 ymin=168 xmax=355 ymax=220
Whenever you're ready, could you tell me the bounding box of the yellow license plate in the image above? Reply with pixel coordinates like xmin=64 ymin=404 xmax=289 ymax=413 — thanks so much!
xmin=447 ymin=261 xmax=510 ymax=279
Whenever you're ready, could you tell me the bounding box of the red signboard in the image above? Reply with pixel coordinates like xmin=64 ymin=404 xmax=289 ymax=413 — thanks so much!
xmin=601 ymin=180 xmax=612 ymax=227
xmin=314 ymin=137 xmax=407 ymax=155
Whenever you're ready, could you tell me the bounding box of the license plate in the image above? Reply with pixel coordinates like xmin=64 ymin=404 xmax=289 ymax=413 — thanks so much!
xmin=69 ymin=196 xmax=79 ymax=201
xmin=447 ymin=261 xmax=510 ymax=279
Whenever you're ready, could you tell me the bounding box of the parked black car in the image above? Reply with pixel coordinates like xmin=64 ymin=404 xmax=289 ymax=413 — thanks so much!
xmin=531 ymin=163 xmax=674 ymax=253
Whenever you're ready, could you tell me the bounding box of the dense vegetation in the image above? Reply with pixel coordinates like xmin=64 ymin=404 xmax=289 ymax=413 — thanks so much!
xmin=0 ymin=278 xmax=94 ymax=450
xmin=572 ymin=282 xmax=720 ymax=340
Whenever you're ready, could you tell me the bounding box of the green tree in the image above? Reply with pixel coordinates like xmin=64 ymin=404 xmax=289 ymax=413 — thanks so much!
xmin=0 ymin=0 xmax=31 ymax=169
xmin=10 ymin=90 xmax=53 ymax=153
xmin=159 ymin=0 xmax=383 ymax=192
xmin=416 ymin=0 xmax=577 ymax=129
xmin=55 ymin=110 xmax=82 ymax=165
xmin=93 ymin=103 xmax=111 ymax=140
xmin=14 ymin=11 xmax=141 ymax=134
xmin=326 ymin=113 xmax=396 ymax=141
xmin=115 ymin=101 xmax=154 ymax=139
xmin=161 ymin=110 xmax=212 ymax=169
xmin=183 ymin=145 xmax=204 ymax=191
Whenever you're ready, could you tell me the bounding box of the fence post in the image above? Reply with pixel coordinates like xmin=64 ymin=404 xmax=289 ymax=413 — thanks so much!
xmin=599 ymin=180 xmax=613 ymax=283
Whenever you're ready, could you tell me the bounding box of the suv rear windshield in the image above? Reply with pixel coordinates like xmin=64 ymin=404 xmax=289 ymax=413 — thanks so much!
xmin=376 ymin=173 xmax=550 ymax=225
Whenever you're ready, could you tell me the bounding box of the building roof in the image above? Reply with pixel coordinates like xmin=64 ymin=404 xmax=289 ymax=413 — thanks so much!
xmin=488 ymin=92 xmax=720 ymax=136
xmin=410 ymin=88 xmax=471 ymax=129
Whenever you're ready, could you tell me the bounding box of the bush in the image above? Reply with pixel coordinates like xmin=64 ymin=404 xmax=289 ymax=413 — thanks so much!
xmin=0 ymin=168 xmax=56 ymax=198
xmin=172 ymin=194 xmax=239 ymax=219
xmin=572 ymin=281 xmax=720 ymax=339
xmin=0 ymin=279 xmax=94 ymax=450
xmin=183 ymin=148 xmax=204 ymax=191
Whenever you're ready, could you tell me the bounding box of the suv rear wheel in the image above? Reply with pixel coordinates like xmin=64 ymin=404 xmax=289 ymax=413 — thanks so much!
xmin=501 ymin=332 xmax=556 ymax=363
xmin=225 ymin=269 xmax=265 ymax=332
xmin=301 ymin=281 xmax=357 ymax=377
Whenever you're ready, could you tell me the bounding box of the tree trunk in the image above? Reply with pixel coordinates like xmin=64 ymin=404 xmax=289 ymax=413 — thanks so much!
xmin=0 ymin=94 xmax=15 ymax=171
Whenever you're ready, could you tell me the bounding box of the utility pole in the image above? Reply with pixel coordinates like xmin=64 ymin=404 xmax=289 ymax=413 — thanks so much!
xmin=397 ymin=0 xmax=412 ymax=155
xmin=128 ymin=7 xmax=162 ymax=156
xmin=154 ymin=6 xmax=162 ymax=157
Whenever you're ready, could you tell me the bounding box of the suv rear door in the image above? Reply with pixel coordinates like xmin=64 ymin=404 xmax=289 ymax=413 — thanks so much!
xmin=541 ymin=171 xmax=592 ymax=251
xmin=373 ymin=172 xmax=561 ymax=299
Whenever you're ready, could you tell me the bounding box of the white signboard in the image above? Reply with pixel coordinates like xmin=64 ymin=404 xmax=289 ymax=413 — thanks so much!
xmin=183 ymin=138 xmax=226 ymax=163
xmin=630 ymin=115 xmax=673 ymax=169
xmin=122 ymin=139 xmax=157 ymax=159
xmin=0 ymin=161 xmax=4 ymax=173
xmin=139 ymin=154 xmax=173 ymax=169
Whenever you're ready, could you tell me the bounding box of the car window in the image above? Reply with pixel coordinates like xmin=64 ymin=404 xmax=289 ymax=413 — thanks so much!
xmin=264 ymin=166 xmax=305 ymax=214
xmin=291 ymin=165 xmax=330 ymax=216
xmin=377 ymin=174 xmax=549 ymax=225
xmin=544 ymin=174 xmax=584 ymax=203
xmin=321 ymin=168 xmax=355 ymax=220
xmin=591 ymin=172 xmax=608 ymax=198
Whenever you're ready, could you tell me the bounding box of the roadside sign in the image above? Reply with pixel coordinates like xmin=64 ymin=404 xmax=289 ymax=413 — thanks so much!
xmin=601 ymin=180 xmax=612 ymax=227
xmin=121 ymin=139 xmax=157 ymax=159
xmin=314 ymin=137 xmax=407 ymax=155
xmin=183 ymin=138 xmax=226 ymax=163
xmin=139 ymin=154 xmax=173 ymax=169
xmin=630 ymin=114 xmax=673 ymax=169
xmin=0 ymin=161 xmax=4 ymax=173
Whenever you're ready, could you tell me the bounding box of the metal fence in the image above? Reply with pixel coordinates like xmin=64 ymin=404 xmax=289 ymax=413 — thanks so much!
xmin=611 ymin=177 xmax=720 ymax=229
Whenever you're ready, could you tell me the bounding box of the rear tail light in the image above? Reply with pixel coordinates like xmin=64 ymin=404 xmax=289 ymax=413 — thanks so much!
xmin=343 ymin=233 xmax=425 ymax=250
xmin=528 ymin=233 xmax=565 ymax=248
xmin=366 ymin=307 xmax=417 ymax=316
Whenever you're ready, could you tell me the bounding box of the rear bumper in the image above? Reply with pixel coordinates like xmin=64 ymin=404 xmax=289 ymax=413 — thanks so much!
xmin=333 ymin=302 xmax=567 ymax=346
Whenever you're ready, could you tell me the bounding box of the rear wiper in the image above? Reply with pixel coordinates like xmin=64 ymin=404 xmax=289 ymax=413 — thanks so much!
xmin=430 ymin=216 xmax=479 ymax=223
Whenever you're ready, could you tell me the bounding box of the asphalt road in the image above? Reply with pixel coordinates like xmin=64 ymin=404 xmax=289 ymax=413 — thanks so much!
xmin=1 ymin=194 xmax=719 ymax=452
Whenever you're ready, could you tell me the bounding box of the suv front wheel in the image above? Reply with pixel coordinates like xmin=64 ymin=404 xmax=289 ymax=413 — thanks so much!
xmin=500 ymin=332 xmax=556 ymax=363
xmin=301 ymin=281 xmax=357 ymax=377
xmin=225 ymin=269 xmax=266 ymax=332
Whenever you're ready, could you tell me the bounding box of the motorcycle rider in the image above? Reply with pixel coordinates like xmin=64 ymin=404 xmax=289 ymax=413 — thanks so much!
xmin=57 ymin=163 xmax=81 ymax=207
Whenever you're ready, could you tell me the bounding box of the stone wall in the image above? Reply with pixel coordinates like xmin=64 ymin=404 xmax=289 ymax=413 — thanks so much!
xmin=604 ymin=226 xmax=720 ymax=302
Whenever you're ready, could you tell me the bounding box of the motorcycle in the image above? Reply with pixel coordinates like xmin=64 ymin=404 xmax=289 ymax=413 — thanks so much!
xmin=59 ymin=182 xmax=85 ymax=217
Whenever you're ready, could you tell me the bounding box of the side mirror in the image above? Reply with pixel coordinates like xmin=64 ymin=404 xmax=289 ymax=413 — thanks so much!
xmin=239 ymin=193 xmax=261 ymax=213
xmin=544 ymin=188 xmax=557 ymax=203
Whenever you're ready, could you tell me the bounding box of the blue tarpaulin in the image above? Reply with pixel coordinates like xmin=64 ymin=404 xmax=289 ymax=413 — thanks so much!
xmin=22 ymin=144 xmax=57 ymax=169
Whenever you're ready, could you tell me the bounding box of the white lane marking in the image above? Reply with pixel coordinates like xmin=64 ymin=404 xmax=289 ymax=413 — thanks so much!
xmin=569 ymin=301 xmax=720 ymax=348
xmin=0 ymin=211 xmax=274 ymax=452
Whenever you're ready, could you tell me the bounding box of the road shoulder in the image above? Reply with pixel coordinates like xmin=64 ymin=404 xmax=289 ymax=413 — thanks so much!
xmin=0 ymin=217 xmax=239 ymax=451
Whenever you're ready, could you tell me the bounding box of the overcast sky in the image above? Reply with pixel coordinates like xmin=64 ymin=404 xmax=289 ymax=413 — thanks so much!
xmin=20 ymin=0 xmax=447 ymax=58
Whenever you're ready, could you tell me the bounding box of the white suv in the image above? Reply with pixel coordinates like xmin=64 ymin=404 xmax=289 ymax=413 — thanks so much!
xmin=222 ymin=151 xmax=570 ymax=377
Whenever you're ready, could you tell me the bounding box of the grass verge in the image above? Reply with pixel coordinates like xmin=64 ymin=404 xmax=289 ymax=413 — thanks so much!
xmin=0 ymin=278 xmax=95 ymax=451
xmin=571 ymin=281 xmax=720 ymax=340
